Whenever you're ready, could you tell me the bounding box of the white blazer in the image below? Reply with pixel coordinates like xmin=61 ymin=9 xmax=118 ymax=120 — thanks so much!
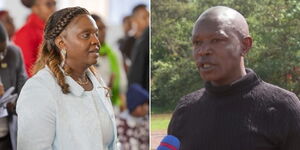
xmin=16 ymin=67 xmax=119 ymax=150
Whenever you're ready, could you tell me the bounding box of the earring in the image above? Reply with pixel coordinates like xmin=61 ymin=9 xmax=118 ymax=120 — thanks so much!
xmin=60 ymin=49 xmax=66 ymax=67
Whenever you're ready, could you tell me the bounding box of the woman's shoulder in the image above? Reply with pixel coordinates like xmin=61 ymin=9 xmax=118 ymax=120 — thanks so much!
xmin=17 ymin=67 xmax=59 ymax=113
xmin=23 ymin=67 xmax=59 ymax=92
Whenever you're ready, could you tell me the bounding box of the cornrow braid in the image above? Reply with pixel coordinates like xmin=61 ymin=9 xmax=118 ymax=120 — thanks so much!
xmin=33 ymin=6 xmax=92 ymax=94
xmin=44 ymin=7 xmax=89 ymax=40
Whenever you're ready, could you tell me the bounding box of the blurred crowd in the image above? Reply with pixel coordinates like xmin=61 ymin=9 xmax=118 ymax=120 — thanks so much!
xmin=0 ymin=0 xmax=149 ymax=150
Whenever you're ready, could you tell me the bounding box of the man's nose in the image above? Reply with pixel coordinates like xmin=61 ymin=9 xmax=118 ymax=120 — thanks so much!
xmin=195 ymin=42 xmax=212 ymax=56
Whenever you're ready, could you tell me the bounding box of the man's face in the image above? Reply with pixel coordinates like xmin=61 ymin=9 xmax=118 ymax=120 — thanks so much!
xmin=192 ymin=19 xmax=243 ymax=86
xmin=35 ymin=0 xmax=56 ymax=21
xmin=133 ymin=8 xmax=149 ymax=33
xmin=60 ymin=15 xmax=100 ymax=67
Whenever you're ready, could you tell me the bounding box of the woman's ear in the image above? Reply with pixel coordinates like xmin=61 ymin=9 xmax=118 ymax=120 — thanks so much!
xmin=54 ymin=36 xmax=65 ymax=50
xmin=241 ymin=36 xmax=252 ymax=56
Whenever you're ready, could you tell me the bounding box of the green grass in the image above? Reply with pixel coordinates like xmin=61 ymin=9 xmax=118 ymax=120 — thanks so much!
xmin=151 ymin=105 xmax=175 ymax=114
xmin=151 ymin=114 xmax=172 ymax=131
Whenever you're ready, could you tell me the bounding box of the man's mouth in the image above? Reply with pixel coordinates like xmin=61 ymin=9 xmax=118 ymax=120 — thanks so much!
xmin=202 ymin=63 xmax=212 ymax=69
xmin=198 ymin=62 xmax=215 ymax=71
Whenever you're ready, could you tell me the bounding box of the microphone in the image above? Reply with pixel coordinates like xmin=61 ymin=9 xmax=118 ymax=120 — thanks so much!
xmin=157 ymin=135 xmax=180 ymax=150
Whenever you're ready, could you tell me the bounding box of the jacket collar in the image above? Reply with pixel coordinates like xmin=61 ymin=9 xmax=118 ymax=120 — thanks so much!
xmin=64 ymin=75 xmax=85 ymax=97
xmin=45 ymin=66 xmax=101 ymax=97
xmin=205 ymin=68 xmax=261 ymax=97
xmin=65 ymin=69 xmax=102 ymax=97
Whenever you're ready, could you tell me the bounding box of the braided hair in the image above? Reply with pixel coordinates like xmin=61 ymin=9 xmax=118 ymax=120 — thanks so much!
xmin=33 ymin=6 xmax=97 ymax=94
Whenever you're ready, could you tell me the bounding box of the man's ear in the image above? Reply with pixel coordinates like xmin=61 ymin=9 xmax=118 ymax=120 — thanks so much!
xmin=241 ymin=36 xmax=252 ymax=56
xmin=54 ymin=36 xmax=65 ymax=50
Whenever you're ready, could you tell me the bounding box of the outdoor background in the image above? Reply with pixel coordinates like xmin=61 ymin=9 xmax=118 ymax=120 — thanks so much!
xmin=151 ymin=0 xmax=300 ymax=149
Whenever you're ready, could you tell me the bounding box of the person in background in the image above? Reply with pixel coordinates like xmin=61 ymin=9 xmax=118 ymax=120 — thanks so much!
xmin=13 ymin=0 xmax=56 ymax=77
xmin=91 ymin=14 xmax=128 ymax=111
xmin=119 ymin=4 xmax=149 ymax=70
xmin=118 ymin=16 xmax=135 ymax=73
xmin=0 ymin=23 xmax=27 ymax=150
xmin=17 ymin=7 xmax=118 ymax=150
xmin=130 ymin=4 xmax=149 ymax=40
xmin=127 ymin=4 xmax=149 ymax=92
xmin=0 ymin=11 xmax=15 ymax=40
xmin=117 ymin=84 xmax=149 ymax=150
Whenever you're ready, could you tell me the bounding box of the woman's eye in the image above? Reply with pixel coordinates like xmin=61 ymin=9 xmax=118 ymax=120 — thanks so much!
xmin=81 ymin=33 xmax=90 ymax=39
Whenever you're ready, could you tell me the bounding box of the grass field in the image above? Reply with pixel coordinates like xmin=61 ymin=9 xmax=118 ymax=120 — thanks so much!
xmin=151 ymin=113 xmax=172 ymax=131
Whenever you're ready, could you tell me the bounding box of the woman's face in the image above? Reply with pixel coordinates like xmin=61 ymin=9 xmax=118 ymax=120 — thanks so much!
xmin=59 ymin=14 xmax=100 ymax=67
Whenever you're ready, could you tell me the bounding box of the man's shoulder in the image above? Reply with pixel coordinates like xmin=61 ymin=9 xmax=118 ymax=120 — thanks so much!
xmin=177 ymin=88 xmax=206 ymax=108
xmin=260 ymin=81 xmax=296 ymax=97
xmin=256 ymin=81 xmax=299 ymax=104
xmin=6 ymin=44 xmax=21 ymax=55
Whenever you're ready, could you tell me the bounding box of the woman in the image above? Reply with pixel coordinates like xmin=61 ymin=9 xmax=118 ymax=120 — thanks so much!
xmin=13 ymin=0 xmax=56 ymax=77
xmin=16 ymin=7 xmax=118 ymax=150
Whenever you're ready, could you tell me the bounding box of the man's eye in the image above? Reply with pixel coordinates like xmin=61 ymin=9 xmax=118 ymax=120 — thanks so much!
xmin=193 ymin=40 xmax=203 ymax=46
xmin=212 ymin=38 xmax=225 ymax=43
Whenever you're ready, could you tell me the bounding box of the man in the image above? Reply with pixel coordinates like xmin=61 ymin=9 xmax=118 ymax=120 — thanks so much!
xmin=128 ymin=4 xmax=149 ymax=92
xmin=131 ymin=4 xmax=149 ymax=39
xmin=119 ymin=4 xmax=149 ymax=65
xmin=0 ymin=23 xmax=27 ymax=150
xmin=167 ymin=6 xmax=300 ymax=150
xmin=13 ymin=0 xmax=56 ymax=77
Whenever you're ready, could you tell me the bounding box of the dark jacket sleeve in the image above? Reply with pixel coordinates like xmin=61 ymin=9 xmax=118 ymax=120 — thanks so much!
xmin=280 ymin=93 xmax=300 ymax=150
xmin=128 ymin=28 xmax=149 ymax=91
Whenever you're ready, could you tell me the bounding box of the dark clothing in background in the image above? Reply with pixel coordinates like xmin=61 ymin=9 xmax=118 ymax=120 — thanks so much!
xmin=0 ymin=44 xmax=27 ymax=94
xmin=128 ymin=28 xmax=149 ymax=91
xmin=0 ymin=44 xmax=27 ymax=150
xmin=168 ymin=69 xmax=300 ymax=150
xmin=0 ymin=135 xmax=12 ymax=150
xmin=119 ymin=36 xmax=136 ymax=61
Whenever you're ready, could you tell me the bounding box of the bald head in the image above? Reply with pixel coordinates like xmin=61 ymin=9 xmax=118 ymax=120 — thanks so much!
xmin=192 ymin=6 xmax=253 ymax=86
xmin=193 ymin=6 xmax=249 ymax=38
